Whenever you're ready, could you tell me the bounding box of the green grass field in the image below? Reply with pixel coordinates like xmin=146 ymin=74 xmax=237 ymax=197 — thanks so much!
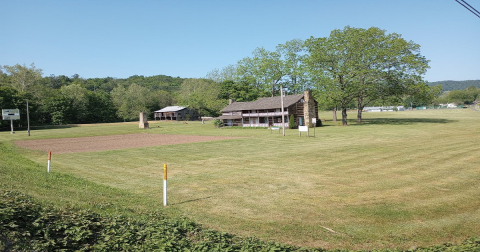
xmin=1 ymin=109 xmax=479 ymax=250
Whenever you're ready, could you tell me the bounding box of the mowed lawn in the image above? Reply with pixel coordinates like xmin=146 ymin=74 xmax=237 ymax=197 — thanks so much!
xmin=1 ymin=109 xmax=479 ymax=250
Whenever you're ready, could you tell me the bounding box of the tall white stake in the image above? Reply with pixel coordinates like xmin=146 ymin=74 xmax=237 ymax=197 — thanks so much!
xmin=163 ymin=164 xmax=167 ymax=206
xmin=47 ymin=151 xmax=52 ymax=173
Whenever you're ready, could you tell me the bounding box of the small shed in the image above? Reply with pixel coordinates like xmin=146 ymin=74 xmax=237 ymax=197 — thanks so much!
xmin=154 ymin=106 xmax=195 ymax=121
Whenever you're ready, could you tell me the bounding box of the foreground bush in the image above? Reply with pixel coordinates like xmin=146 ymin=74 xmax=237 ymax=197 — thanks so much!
xmin=1 ymin=190 xmax=479 ymax=251
xmin=0 ymin=190 xmax=304 ymax=251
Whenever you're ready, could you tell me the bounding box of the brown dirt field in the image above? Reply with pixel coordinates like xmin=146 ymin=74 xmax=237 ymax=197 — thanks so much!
xmin=15 ymin=134 xmax=238 ymax=154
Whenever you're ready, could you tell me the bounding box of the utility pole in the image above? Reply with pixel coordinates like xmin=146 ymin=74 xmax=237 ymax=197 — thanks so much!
xmin=280 ymin=85 xmax=285 ymax=136
xmin=26 ymin=99 xmax=30 ymax=136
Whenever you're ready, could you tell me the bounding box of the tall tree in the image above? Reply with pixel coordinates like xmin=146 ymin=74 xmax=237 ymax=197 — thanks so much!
xmin=3 ymin=63 xmax=43 ymax=134
xmin=177 ymin=78 xmax=223 ymax=117
xmin=3 ymin=63 xmax=43 ymax=93
xmin=111 ymin=84 xmax=156 ymax=121
xmin=205 ymin=65 xmax=237 ymax=83
xmin=218 ymin=80 xmax=265 ymax=102
xmin=237 ymin=47 xmax=285 ymax=97
xmin=85 ymin=90 xmax=117 ymax=123
xmin=305 ymin=26 xmax=430 ymax=125
xmin=60 ymin=83 xmax=89 ymax=122
xmin=305 ymin=33 xmax=360 ymax=126
xmin=276 ymin=39 xmax=309 ymax=93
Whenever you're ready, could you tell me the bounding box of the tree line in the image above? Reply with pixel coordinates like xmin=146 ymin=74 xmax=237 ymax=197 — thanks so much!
xmin=207 ymin=26 xmax=443 ymax=125
xmin=435 ymin=85 xmax=480 ymax=105
xmin=428 ymin=80 xmax=480 ymax=91
xmin=2 ymin=26 xmax=451 ymax=129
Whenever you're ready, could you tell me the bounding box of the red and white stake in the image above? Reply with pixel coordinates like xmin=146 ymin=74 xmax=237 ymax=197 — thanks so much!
xmin=47 ymin=151 xmax=52 ymax=173
xmin=163 ymin=164 xmax=167 ymax=206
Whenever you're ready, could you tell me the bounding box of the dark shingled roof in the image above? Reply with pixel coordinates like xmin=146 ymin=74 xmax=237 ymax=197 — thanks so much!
xmin=221 ymin=94 xmax=304 ymax=112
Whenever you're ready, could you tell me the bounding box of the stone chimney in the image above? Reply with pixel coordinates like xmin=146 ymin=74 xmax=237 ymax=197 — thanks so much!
xmin=303 ymin=90 xmax=316 ymax=128
xmin=139 ymin=112 xmax=149 ymax=129
xmin=229 ymin=99 xmax=235 ymax=105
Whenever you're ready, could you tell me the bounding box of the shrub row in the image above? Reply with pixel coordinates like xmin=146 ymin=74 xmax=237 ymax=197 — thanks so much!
xmin=0 ymin=190 xmax=307 ymax=251
xmin=1 ymin=190 xmax=479 ymax=251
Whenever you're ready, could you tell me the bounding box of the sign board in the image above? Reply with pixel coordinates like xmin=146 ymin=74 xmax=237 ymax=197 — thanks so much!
xmin=270 ymin=126 xmax=280 ymax=134
xmin=312 ymin=118 xmax=317 ymax=125
xmin=298 ymin=126 xmax=309 ymax=132
xmin=2 ymin=109 xmax=20 ymax=120
xmin=298 ymin=125 xmax=315 ymax=137
xmin=299 ymin=125 xmax=309 ymax=136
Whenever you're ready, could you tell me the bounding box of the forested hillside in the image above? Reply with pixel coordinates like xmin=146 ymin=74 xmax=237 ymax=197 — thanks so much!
xmin=428 ymin=80 xmax=480 ymax=91
xmin=0 ymin=69 xmax=188 ymax=130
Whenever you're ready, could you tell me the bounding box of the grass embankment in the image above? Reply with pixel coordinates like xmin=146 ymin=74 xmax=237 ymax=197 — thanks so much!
xmin=1 ymin=109 xmax=479 ymax=250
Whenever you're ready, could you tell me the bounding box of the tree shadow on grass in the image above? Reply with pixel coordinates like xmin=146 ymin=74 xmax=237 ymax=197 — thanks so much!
xmin=355 ymin=118 xmax=456 ymax=126
xmin=1 ymin=124 xmax=79 ymax=132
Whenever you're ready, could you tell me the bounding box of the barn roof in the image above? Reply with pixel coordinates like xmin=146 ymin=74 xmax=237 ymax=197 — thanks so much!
xmin=221 ymin=94 xmax=304 ymax=112
xmin=154 ymin=106 xmax=187 ymax=113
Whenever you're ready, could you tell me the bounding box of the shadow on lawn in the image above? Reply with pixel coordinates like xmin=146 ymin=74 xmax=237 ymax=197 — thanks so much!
xmin=0 ymin=124 xmax=79 ymax=132
xmin=171 ymin=196 xmax=212 ymax=206
xmin=356 ymin=118 xmax=456 ymax=125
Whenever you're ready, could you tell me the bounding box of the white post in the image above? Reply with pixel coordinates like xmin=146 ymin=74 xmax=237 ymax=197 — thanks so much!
xmin=47 ymin=151 xmax=52 ymax=172
xmin=163 ymin=164 xmax=167 ymax=206
xmin=10 ymin=119 xmax=14 ymax=134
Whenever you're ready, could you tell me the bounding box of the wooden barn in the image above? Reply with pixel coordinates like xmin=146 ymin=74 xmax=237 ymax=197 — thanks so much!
xmin=217 ymin=91 xmax=318 ymax=127
xmin=154 ymin=106 xmax=196 ymax=121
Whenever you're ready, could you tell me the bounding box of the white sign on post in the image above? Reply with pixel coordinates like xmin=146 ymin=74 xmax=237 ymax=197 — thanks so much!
xmin=2 ymin=109 xmax=20 ymax=134
xmin=2 ymin=109 xmax=20 ymax=120
xmin=299 ymin=125 xmax=309 ymax=137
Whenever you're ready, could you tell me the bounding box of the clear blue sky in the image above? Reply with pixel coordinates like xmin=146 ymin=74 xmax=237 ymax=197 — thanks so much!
xmin=1 ymin=0 xmax=479 ymax=82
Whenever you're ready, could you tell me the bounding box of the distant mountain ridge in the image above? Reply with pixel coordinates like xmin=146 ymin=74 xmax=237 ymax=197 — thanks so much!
xmin=427 ymin=80 xmax=480 ymax=91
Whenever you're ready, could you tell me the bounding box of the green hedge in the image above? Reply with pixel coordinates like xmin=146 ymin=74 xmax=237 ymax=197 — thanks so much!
xmin=0 ymin=190 xmax=305 ymax=251
xmin=1 ymin=190 xmax=479 ymax=251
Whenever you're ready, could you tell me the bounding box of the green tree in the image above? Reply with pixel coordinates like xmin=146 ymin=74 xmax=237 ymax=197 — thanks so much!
xmin=177 ymin=78 xmax=223 ymax=117
xmin=288 ymin=114 xmax=296 ymax=129
xmin=446 ymin=89 xmax=476 ymax=105
xmin=0 ymin=86 xmax=26 ymax=128
xmin=3 ymin=63 xmax=43 ymax=134
xmin=151 ymin=90 xmax=175 ymax=112
xmin=111 ymin=84 xmax=156 ymax=121
xmin=219 ymin=80 xmax=265 ymax=102
xmin=237 ymin=47 xmax=285 ymax=97
xmin=85 ymin=90 xmax=117 ymax=123
xmin=3 ymin=63 xmax=43 ymax=93
xmin=305 ymin=26 xmax=430 ymax=125
xmin=465 ymin=85 xmax=480 ymax=102
xmin=60 ymin=83 xmax=89 ymax=122
xmin=276 ymin=39 xmax=309 ymax=93
xmin=205 ymin=65 xmax=237 ymax=83
xmin=43 ymin=94 xmax=74 ymax=125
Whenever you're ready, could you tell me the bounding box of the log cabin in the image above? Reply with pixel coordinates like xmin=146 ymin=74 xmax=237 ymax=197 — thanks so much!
xmin=217 ymin=90 xmax=318 ymax=127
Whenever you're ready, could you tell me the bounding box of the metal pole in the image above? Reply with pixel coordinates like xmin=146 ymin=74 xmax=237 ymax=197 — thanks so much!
xmin=10 ymin=119 xmax=14 ymax=134
xmin=163 ymin=164 xmax=167 ymax=206
xmin=280 ymin=85 xmax=285 ymax=136
xmin=26 ymin=99 xmax=30 ymax=136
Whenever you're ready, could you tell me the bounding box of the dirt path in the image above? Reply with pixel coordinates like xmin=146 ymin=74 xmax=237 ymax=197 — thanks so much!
xmin=15 ymin=134 xmax=238 ymax=154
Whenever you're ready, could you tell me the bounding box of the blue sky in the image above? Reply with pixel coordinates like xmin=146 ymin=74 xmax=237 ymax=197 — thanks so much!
xmin=1 ymin=0 xmax=479 ymax=82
